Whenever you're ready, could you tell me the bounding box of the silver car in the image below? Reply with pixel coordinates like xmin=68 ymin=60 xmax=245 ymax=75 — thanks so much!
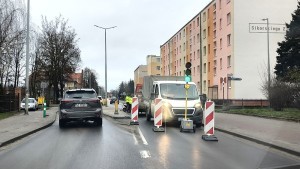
xmin=59 ymin=89 xmax=103 ymax=128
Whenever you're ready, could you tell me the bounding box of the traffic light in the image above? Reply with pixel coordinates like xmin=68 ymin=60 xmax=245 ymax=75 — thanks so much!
xmin=185 ymin=62 xmax=192 ymax=82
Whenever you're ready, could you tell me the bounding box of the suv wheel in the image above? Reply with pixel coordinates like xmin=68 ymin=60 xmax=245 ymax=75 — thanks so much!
xmin=95 ymin=118 xmax=102 ymax=127
xmin=59 ymin=120 xmax=66 ymax=128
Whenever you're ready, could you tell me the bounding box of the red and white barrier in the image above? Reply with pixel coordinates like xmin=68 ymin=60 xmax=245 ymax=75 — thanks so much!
xmin=130 ymin=97 xmax=139 ymax=125
xmin=154 ymin=98 xmax=163 ymax=127
xmin=153 ymin=98 xmax=164 ymax=132
xmin=202 ymin=101 xmax=218 ymax=141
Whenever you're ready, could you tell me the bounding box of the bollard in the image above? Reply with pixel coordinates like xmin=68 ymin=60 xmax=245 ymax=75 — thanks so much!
xmin=43 ymin=100 xmax=47 ymax=118
xmin=202 ymin=101 xmax=218 ymax=141
xmin=114 ymin=99 xmax=119 ymax=114
xmin=130 ymin=97 xmax=139 ymax=125
xmin=153 ymin=98 xmax=165 ymax=132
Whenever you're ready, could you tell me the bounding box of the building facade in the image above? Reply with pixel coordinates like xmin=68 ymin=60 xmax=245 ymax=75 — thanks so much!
xmin=160 ymin=0 xmax=297 ymax=99
xmin=146 ymin=55 xmax=161 ymax=76
xmin=134 ymin=65 xmax=148 ymax=88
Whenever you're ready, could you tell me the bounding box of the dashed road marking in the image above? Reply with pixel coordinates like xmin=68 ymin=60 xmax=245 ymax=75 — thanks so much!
xmin=138 ymin=127 xmax=148 ymax=145
xmin=140 ymin=150 xmax=151 ymax=158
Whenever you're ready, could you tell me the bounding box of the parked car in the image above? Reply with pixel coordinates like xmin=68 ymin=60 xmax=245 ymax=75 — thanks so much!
xmin=20 ymin=98 xmax=38 ymax=111
xmin=110 ymin=97 xmax=117 ymax=104
xmin=59 ymin=89 xmax=103 ymax=128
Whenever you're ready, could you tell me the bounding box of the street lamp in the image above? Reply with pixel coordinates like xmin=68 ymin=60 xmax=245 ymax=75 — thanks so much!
xmin=24 ymin=0 xmax=30 ymax=115
xmin=94 ymin=25 xmax=116 ymax=106
xmin=262 ymin=18 xmax=271 ymax=104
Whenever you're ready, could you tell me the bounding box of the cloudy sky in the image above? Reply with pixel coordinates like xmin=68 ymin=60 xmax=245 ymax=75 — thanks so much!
xmin=30 ymin=0 xmax=211 ymax=91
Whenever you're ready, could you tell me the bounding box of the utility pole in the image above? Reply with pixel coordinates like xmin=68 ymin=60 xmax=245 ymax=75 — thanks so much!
xmin=25 ymin=0 xmax=30 ymax=115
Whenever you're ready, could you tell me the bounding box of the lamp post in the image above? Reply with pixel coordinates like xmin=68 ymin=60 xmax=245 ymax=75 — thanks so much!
xmin=94 ymin=25 xmax=116 ymax=106
xmin=24 ymin=0 xmax=30 ymax=115
xmin=262 ymin=18 xmax=271 ymax=104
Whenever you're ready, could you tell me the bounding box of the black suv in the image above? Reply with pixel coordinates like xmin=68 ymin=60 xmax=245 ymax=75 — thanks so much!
xmin=59 ymin=89 xmax=103 ymax=128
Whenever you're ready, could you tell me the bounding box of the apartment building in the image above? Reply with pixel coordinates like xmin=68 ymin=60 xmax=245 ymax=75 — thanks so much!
xmin=134 ymin=55 xmax=161 ymax=92
xmin=146 ymin=55 xmax=161 ymax=76
xmin=160 ymin=0 xmax=297 ymax=99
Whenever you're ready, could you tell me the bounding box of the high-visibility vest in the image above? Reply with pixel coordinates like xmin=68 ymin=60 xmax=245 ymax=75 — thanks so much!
xmin=128 ymin=97 xmax=133 ymax=104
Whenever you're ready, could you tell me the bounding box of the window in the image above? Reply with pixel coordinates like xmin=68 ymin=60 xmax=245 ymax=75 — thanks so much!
xmin=213 ymin=3 xmax=216 ymax=10
xmin=183 ymin=29 xmax=185 ymax=37
xmin=197 ymin=33 xmax=200 ymax=43
xmin=197 ymin=49 xmax=200 ymax=58
xmin=203 ymin=46 xmax=206 ymax=56
xmin=197 ymin=17 xmax=200 ymax=26
xmin=214 ymin=49 xmax=217 ymax=57
xmin=213 ymin=22 xmax=216 ymax=30
xmin=208 ymin=26 xmax=210 ymax=36
xmin=180 ymin=45 xmax=181 ymax=53
xmin=203 ymin=29 xmax=206 ymax=39
xmin=214 ymin=41 xmax=217 ymax=48
xmin=203 ymin=12 xmax=206 ymax=22
xmin=203 ymin=80 xmax=207 ymax=91
xmin=157 ymin=58 xmax=161 ymax=62
xmin=208 ymin=62 xmax=210 ymax=72
xmin=197 ymin=65 xmax=200 ymax=74
xmin=227 ymin=34 xmax=231 ymax=46
xmin=220 ymin=18 xmax=222 ymax=30
xmin=227 ymin=55 xmax=231 ymax=67
xmin=220 ymin=58 xmax=223 ymax=69
xmin=219 ymin=0 xmax=222 ymax=9
xmin=227 ymin=12 xmax=231 ymax=25
xmin=220 ymin=38 xmax=222 ymax=49
xmin=194 ymin=52 xmax=195 ymax=60
xmin=213 ymin=11 xmax=216 ymax=20
xmin=214 ymin=30 xmax=216 ymax=38
xmin=156 ymin=66 xmax=160 ymax=70
xmin=203 ymin=63 xmax=207 ymax=73
xmin=208 ymin=44 xmax=210 ymax=54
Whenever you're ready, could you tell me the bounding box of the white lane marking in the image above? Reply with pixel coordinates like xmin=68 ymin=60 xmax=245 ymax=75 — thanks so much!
xmin=132 ymin=133 xmax=138 ymax=145
xmin=140 ymin=150 xmax=151 ymax=158
xmin=138 ymin=127 xmax=148 ymax=145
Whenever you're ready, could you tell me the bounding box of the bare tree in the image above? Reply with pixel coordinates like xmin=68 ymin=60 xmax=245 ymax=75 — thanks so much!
xmin=37 ymin=16 xmax=81 ymax=102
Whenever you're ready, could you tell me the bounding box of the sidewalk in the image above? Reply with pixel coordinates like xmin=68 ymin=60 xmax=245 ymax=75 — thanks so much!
xmin=102 ymin=105 xmax=130 ymax=119
xmin=215 ymin=112 xmax=300 ymax=157
xmin=0 ymin=107 xmax=57 ymax=147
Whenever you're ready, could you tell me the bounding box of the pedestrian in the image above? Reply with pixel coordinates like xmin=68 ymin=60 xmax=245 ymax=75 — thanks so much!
xmin=125 ymin=94 xmax=132 ymax=113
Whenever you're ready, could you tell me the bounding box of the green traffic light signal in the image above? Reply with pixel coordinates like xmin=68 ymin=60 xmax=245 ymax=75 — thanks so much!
xmin=184 ymin=62 xmax=192 ymax=82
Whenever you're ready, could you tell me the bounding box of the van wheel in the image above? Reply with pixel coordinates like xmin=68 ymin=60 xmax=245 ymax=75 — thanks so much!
xmin=146 ymin=108 xmax=151 ymax=121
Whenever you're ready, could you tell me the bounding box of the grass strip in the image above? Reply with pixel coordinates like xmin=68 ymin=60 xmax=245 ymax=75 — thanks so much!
xmin=218 ymin=108 xmax=300 ymax=122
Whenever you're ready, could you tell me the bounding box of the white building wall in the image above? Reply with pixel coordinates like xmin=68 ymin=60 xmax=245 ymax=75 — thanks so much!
xmin=233 ymin=0 xmax=297 ymax=99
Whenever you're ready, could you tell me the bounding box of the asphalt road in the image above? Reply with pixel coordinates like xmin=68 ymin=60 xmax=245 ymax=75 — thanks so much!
xmin=0 ymin=112 xmax=299 ymax=169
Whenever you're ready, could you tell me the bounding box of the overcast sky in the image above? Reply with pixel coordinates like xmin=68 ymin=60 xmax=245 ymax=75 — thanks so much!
xmin=30 ymin=0 xmax=211 ymax=91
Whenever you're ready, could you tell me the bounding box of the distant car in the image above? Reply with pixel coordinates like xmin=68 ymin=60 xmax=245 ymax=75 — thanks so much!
xmin=20 ymin=98 xmax=38 ymax=111
xmin=59 ymin=89 xmax=103 ymax=128
xmin=110 ymin=97 xmax=117 ymax=104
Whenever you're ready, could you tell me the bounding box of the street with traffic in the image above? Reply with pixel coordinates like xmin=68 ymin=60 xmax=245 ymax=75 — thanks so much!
xmin=0 ymin=103 xmax=299 ymax=169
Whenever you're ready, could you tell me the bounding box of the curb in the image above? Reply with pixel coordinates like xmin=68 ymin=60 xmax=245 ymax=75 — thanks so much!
xmin=0 ymin=112 xmax=57 ymax=148
xmin=215 ymin=127 xmax=300 ymax=157
xmin=103 ymin=113 xmax=130 ymax=119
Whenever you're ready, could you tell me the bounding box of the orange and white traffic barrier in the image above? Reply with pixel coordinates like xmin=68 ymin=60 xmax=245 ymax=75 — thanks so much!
xmin=153 ymin=98 xmax=164 ymax=132
xmin=202 ymin=101 xmax=218 ymax=141
xmin=130 ymin=97 xmax=139 ymax=125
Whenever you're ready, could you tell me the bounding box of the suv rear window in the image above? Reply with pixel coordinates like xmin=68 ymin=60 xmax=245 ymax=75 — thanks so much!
xmin=64 ymin=90 xmax=97 ymax=99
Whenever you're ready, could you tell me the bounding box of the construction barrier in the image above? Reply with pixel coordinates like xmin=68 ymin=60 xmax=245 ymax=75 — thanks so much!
xmin=202 ymin=101 xmax=218 ymax=141
xmin=130 ymin=97 xmax=139 ymax=125
xmin=153 ymin=98 xmax=164 ymax=132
